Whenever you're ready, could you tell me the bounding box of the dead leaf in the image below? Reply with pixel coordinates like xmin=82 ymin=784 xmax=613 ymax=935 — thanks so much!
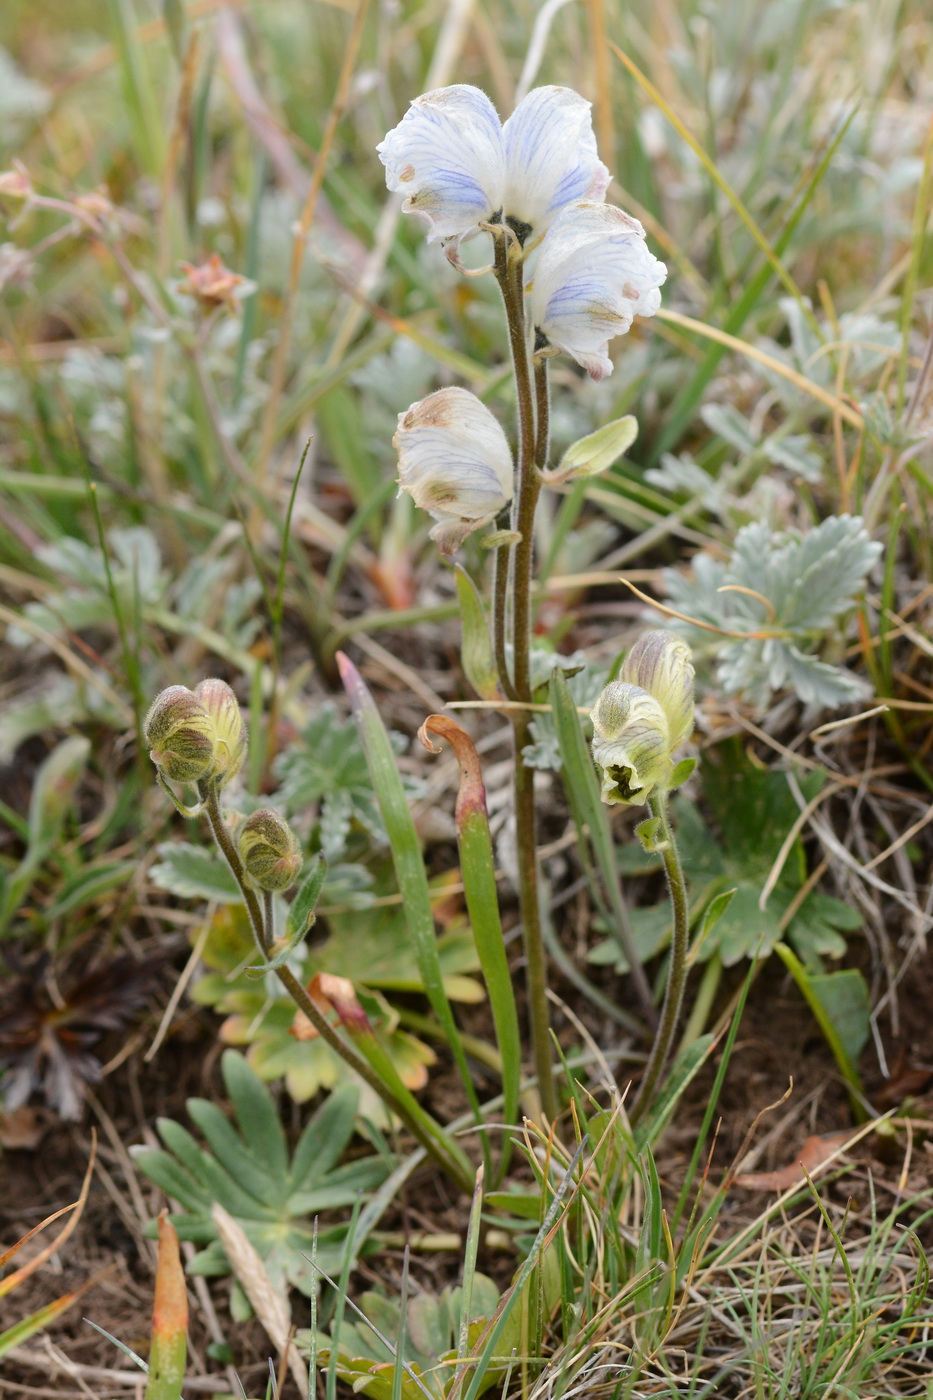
xmin=733 ymin=1128 xmax=856 ymax=1191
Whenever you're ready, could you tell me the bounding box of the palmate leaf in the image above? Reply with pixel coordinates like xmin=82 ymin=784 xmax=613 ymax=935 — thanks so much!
xmin=189 ymin=897 xmax=475 ymax=1123
xmin=132 ymin=1051 xmax=389 ymax=1298
xmin=590 ymin=744 xmax=862 ymax=970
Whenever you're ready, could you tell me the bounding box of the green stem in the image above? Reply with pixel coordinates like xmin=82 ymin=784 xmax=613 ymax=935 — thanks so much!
xmin=493 ymin=233 xmax=556 ymax=1122
xmin=201 ymin=788 xmax=473 ymax=1191
xmin=629 ymin=792 xmax=690 ymax=1126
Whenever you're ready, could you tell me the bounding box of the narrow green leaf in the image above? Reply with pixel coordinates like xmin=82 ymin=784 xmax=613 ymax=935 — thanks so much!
xmin=337 ymin=653 xmax=483 ymax=1138
xmin=221 ymin=1049 xmax=288 ymax=1180
xmin=285 ymin=854 xmax=327 ymax=941
xmin=774 ymin=942 xmax=867 ymax=1117
xmin=455 ymin=565 xmax=499 ymax=700
xmin=633 ymin=1034 xmax=716 ymax=1151
xmin=550 ymin=670 xmax=653 ymax=1020
xmin=419 ymin=715 xmax=520 ymax=1182
xmin=145 ymin=1216 xmax=187 ymax=1400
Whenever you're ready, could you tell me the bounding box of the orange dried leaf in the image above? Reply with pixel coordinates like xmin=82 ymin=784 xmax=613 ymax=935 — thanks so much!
xmin=734 ymin=1129 xmax=856 ymax=1191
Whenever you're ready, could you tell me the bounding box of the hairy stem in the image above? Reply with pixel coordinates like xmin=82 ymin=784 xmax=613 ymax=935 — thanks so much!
xmin=202 ymin=787 xmax=472 ymax=1189
xmin=492 ymin=540 xmax=517 ymax=701
xmin=629 ymin=792 xmax=690 ymax=1126
xmin=494 ymin=233 xmax=556 ymax=1122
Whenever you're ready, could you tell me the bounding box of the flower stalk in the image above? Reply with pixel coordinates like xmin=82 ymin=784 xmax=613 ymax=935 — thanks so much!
xmin=493 ymin=231 xmax=556 ymax=1122
xmin=199 ymin=784 xmax=473 ymax=1192
xmin=628 ymin=790 xmax=690 ymax=1125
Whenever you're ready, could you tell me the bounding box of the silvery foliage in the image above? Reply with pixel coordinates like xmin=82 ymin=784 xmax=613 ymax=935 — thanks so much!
xmin=664 ymin=514 xmax=881 ymax=708
xmin=523 ymin=650 xmax=605 ymax=771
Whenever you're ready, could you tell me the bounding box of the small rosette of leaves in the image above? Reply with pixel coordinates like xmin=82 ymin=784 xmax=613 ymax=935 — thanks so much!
xmin=311 ymin=1273 xmax=517 ymax=1400
xmin=132 ymin=1051 xmax=389 ymax=1306
xmin=663 ymin=514 xmax=881 ymax=708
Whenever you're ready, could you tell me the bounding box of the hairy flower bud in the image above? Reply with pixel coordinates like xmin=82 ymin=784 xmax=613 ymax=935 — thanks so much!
xmin=619 ymin=630 xmax=695 ymax=751
xmin=145 ymin=686 xmax=216 ymax=784
xmin=193 ymin=678 xmax=246 ymax=788
xmin=237 ymin=808 xmax=302 ymax=892
xmin=591 ymin=683 xmax=672 ymax=806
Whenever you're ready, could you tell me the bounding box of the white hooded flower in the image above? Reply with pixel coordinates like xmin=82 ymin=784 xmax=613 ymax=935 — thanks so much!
xmin=394 ymin=387 xmax=513 ymax=554
xmin=590 ymin=684 xmax=672 ymax=806
xmin=590 ymin=632 xmax=694 ymax=806
xmin=619 ymin=630 xmax=695 ymax=752
xmin=377 ymin=85 xmax=609 ymax=253
xmin=531 ymin=202 xmax=667 ymax=380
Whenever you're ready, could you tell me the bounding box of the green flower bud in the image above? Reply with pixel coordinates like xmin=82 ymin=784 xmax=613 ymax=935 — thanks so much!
xmin=541 ymin=415 xmax=638 ymax=485
xmin=193 ymin=678 xmax=246 ymax=788
xmin=237 ymin=808 xmax=302 ymax=892
xmin=145 ymin=685 xmax=216 ymax=784
xmin=591 ymin=682 xmax=671 ymax=806
xmin=619 ymin=630 xmax=695 ymax=750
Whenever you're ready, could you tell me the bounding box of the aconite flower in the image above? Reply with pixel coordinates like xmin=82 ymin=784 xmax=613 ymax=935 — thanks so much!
xmin=377 ymin=85 xmax=609 ymax=256
xmin=531 ymin=202 xmax=667 ymax=380
xmin=591 ymin=631 xmax=694 ymax=806
xmin=394 ymin=386 xmax=514 ymax=554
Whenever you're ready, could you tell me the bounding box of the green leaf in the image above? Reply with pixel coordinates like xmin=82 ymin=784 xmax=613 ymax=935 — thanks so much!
xmin=149 ymin=843 xmax=241 ymax=903
xmin=774 ymin=943 xmax=867 ymax=1116
xmin=338 ymin=654 xmax=482 ymax=1132
xmin=807 ymin=968 xmax=871 ymax=1066
xmin=285 ymin=854 xmax=327 ymax=941
xmin=133 ymin=1052 xmax=392 ymax=1297
xmin=221 ymin=1049 xmax=288 ymax=1180
xmin=455 ymin=566 xmax=499 ymax=700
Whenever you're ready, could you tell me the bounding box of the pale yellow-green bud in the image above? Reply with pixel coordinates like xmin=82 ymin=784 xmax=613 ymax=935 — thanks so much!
xmin=541 ymin=415 xmax=638 ymax=486
xmin=145 ymin=685 xmax=216 ymax=785
xmin=591 ymin=682 xmax=671 ymax=806
xmin=193 ymin=678 xmax=246 ymax=788
xmin=619 ymin=630 xmax=695 ymax=751
xmin=237 ymin=808 xmax=302 ymax=892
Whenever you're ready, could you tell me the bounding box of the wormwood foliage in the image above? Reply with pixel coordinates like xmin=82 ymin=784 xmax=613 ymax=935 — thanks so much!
xmin=664 ymin=514 xmax=881 ymax=706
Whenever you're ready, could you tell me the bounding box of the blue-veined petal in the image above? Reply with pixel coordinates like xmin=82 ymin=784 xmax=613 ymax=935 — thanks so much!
xmin=377 ymin=86 xmax=506 ymax=245
xmin=502 ymin=87 xmax=609 ymax=242
xmin=531 ymin=202 xmax=667 ymax=379
xmin=394 ymin=387 xmax=514 ymax=553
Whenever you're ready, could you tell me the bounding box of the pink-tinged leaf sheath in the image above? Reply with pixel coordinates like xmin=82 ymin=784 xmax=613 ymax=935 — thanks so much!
xmin=419 ymin=715 xmax=520 ymax=1179
xmin=145 ymin=1213 xmax=187 ymax=1400
xmin=531 ymin=202 xmax=667 ymax=380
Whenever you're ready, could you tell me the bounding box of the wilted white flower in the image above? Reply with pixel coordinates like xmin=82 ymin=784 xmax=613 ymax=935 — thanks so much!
xmin=377 ymin=85 xmax=609 ymax=256
xmin=531 ymin=202 xmax=667 ymax=380
xmin=591 ymin=631 xmax=694 ymax=805
xmin=394 ymin=386 xmax=513 ymax=554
